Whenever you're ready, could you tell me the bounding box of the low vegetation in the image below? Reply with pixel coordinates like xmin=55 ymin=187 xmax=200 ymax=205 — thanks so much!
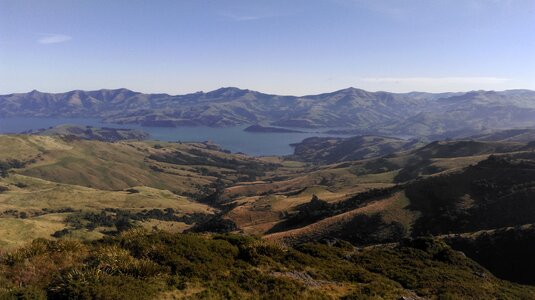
xmin=57 ymin=209 xmax=213 ymax=237
xmin=0 ymin=160 xmax=28 ymax=178
xmin=0 ymin=232 xmax=534 ymax=299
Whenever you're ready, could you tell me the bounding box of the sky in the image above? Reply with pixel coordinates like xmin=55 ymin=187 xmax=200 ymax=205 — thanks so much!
xmin=0 ymin=0 xmax=534 ymax=95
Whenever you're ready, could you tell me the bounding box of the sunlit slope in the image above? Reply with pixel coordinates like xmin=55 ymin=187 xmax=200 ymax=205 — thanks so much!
xmin=0 ymin=135 xmax=275 ymax=194
xmin=0 ymin=174 xmax=211 ymax=212
xmin=0 ymin=173 xmax=212 ymax=249
xmin=0 ymin=135 xmax=72 ymax=161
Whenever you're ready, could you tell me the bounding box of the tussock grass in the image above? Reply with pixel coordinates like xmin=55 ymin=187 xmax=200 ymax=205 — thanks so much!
xmin=1 ymin=232 xmax=533 ymax=299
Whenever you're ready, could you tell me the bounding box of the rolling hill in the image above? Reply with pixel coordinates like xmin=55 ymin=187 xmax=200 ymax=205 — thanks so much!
xmin=289 ymin=135 xmax=423 ymax=164
xmin=0 ymin=135 xmax=276 ymax=193
xmin=0 ymin=135 xmax=275 ymax=247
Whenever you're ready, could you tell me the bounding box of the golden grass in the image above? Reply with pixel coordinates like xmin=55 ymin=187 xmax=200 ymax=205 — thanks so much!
xmin=0 ymin=135 xmax=262 ymax=195
xmin=263 ymin=192 xmax=417 ymax=243
xmin=0 ymin=173 xmax=213 ymax=249
xmin=0 ymin=214 xmax=65 ymax=249
xmin=0 ymin=135 xmax=72 ymax=161
xmin=0 ymin=174 xmax=212 ymax=213
xmin=379 ymin=192 xmax=420 ymax=234
xmin=139 ymin=220 xmax=191 ymax=233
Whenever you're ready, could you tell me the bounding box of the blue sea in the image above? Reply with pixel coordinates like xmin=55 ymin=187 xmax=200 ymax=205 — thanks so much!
xmin=0 ymin=117 xmax=352 ymax=156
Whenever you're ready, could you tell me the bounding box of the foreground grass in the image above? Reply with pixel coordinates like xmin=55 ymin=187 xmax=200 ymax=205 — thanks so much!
xmin=0 ymin=231 xmax=533 ymax=299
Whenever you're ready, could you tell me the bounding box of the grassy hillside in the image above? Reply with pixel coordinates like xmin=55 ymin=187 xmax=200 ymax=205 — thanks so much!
xmin=406 ymin=153 xmax=535 ymax=235
xmin=260 ymin=151 xmax=535 ymax=244
xmin=220 ymin=139 xmax=531 ymax=238
xmin=264 ymin=191 xmax=420 ymax=246
xmin=0 ymin=174 xmax=212 ymax=249
xmin=0 ymin=135 xmax=276 ymax=195
xmin=0 ymin=134 xmax=280 ymax=249
xmin=289 ymin=135 xmax=421 ymax=164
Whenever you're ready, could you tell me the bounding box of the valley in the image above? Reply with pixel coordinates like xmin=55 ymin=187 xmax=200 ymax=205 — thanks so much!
xmin=1 ymin=124 xmax=535 ymax=297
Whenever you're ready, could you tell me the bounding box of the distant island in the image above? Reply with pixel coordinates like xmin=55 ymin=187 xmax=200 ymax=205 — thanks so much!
xmin=244 ymin=124 xmax=305 ymax=133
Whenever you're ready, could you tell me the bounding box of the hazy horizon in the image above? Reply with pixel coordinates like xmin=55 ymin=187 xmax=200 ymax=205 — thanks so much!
xmin=3 ymin=85 xmax=535 ymax=98
xmin=1 ymin=0 xmax=534 ymax=94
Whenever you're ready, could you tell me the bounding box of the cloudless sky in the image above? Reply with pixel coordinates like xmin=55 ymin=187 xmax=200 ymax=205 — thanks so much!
xmin=1 ymin=0 xmax=534 ymax=95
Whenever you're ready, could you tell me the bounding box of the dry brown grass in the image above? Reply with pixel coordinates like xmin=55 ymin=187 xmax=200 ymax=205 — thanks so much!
xmin=0 ymin=215 xmax=66 ymax=249
xmin=0 ymin=175 xmax=212 ymax=213
xmin=263 ymin=192 xmax=415 ymax=244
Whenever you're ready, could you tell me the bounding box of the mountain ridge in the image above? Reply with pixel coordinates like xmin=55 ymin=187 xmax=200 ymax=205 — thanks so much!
xmin=1 ymin=87 xmax=535 ymax=137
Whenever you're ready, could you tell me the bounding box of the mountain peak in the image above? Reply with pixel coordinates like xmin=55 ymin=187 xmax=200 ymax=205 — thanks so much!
xmin=334 ymin=87 xmax=358 ymax=92
xmin=213 ymin=87 xmax=249 ymax=93
xmin=25 ymin=89 xmax=46 ymax=97
xmin=95 ymin=88 xmax=136 ymax=94
xmin=206 ymin=87 xmax=252 ymax=97
xmin=330 ymin=87 xmax=371 ymax=97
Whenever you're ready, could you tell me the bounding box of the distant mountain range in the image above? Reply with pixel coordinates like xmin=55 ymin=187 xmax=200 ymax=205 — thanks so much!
xmin=1 ymin=87 xmax=535 ymax=137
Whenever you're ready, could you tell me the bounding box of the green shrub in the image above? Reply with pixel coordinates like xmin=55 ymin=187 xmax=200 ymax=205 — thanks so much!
xmin=0 ymin=232 xmax=534 ymax=299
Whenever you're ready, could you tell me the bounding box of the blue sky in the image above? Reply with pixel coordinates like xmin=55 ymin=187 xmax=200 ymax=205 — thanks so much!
xmin=1 ymin=0 xmax=534 ymax=95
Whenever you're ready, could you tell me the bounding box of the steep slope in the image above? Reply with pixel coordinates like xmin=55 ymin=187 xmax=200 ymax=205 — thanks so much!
xmin=258 ymin=151 xmax=535 ymax=286
xmin=406 ymin=153 xmax=535 ymax=236
xmin=443 ymin=225 xmax=535 ymax=285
